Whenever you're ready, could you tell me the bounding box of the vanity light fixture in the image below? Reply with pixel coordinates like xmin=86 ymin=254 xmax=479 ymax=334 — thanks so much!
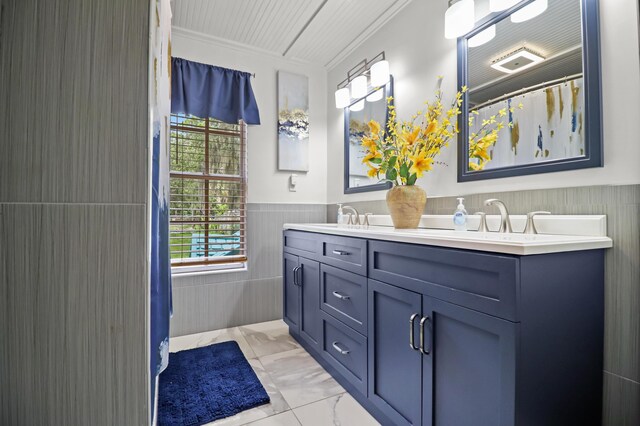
xmin=510 ymin=0 xmax=547 ymax=23
xmin=350 ymin=75 xmax=368 ymax=99
xmin=370 ymin=60 xmax=390 ymax=87
xmin=366 ymin=87 xmax=384 ymax=103
xmin=444 ymin=0 xmax=475 ymax=39
xmin=490 ymin=47 xmax=545 ymax=74
xmin=468 ymin=25 xmax=496 ymax=47
xmin=334 ymin=51 xmax=390 ymax=109
xmin=350 ymin=99 xmax=365 ymax=112
xmin=334 ymin=87 xmax=350 ymax=109
xmin=489 ymin=0 xmax=520 ymax=12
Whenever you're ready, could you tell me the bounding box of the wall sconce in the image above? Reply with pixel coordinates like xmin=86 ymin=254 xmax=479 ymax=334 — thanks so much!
xmin=334 ymin=51 xmax=390 ymax=109
xmin=511 ymin=0 xmax=547 ymax=23
xmin=444 ymin=0 xmax=475 ymax=39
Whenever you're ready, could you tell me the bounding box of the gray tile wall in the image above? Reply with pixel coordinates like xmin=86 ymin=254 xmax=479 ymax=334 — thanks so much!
xmin=327 ymin=184 xmax=640 ymax=425
xmin=0 ymin=0 xmax=150 ymax=424
xmin=170 ymin=203 xmax=327 ymax=336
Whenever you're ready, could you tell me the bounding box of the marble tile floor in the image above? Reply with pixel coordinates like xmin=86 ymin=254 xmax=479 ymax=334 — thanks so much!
xmin=169 ymin=319 xmax=380 ymax=426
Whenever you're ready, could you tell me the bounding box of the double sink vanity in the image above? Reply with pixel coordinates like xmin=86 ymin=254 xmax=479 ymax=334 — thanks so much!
xmin=282 ymin=205 xmax=612 ymax=425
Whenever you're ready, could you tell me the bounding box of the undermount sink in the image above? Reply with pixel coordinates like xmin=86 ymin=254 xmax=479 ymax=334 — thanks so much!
xmin=283 ymin=219 xmax=612 ymax=256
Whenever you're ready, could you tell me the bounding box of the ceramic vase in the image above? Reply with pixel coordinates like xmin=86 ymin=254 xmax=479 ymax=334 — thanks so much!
xmin=386 ymin=185 xmax=427 ymax=229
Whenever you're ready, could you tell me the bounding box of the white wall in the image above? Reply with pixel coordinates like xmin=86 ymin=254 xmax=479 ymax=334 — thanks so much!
xmin=327 ymin=0 xmax=640 ymax=203
xmin=172 ymin=29 xmax=328 ymax=204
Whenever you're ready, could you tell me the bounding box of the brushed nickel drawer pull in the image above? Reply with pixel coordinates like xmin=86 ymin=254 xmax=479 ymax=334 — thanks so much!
xmin=409 ymin=313 xmax=420 ymax=350
xmin=332 ymin=341 xmax=350 ymax=355
xmin=420 ymin=316 xmax=431 ymax=355
xmin=332 ymin=291 xmax=350 ymax=300
xmin=332 ymin=249 xmax=350 ymax=256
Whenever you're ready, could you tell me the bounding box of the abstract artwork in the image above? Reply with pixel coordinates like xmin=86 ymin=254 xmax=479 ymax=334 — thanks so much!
xmin=469 ymin=77 xmax=585 ymax=171
xmin=278 ymin=71 xmax=309 ymax=171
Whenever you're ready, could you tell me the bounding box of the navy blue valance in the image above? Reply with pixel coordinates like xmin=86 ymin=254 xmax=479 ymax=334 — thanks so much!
xmin=171 ymin=57 xmax=261 ymax=125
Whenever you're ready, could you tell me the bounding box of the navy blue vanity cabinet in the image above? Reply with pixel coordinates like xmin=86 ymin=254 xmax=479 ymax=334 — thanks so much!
xmin=368 ymin=279 xmax=423 ymax=426
xmin=283 ymin=230 xmax=605 ymax=426
xmin=282 ymin=240 xmax=322 ymax=351
xmin=283 ymin=252 xmax=300 ymax=334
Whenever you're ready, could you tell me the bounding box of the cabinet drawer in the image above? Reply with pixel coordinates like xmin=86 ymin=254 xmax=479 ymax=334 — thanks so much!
xmin=321 ymin=312 xmax=367 ymax=395
xmin=369 ymin=240 xmax=519 ymax=321
xmin=320 ymin=264 xmax=367 ymax=335
xmin=319 ymin=234 xmax=367 ymax=275
xmin=283 ymin=230 xmax=319 ymax=260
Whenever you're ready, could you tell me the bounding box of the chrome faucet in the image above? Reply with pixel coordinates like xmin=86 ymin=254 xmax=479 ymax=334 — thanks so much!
xmin=342 ymin=206 xmax=360 ymax=226
xmin=484 ymin=199 xmax=512 ymax=233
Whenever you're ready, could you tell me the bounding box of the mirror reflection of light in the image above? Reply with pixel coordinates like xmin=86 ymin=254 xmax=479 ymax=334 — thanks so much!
xmin=350 ymin=99 xmax=365 ymax=112
xmin=489 ymin=0 xmax=520 ymax=12
xmin=468 ymin=25 xmax=496 ymax=47
xmin=510 ymin=0 xmax=548 ymax=23
xmin=366 ymin=88 xmax=384 ymax=103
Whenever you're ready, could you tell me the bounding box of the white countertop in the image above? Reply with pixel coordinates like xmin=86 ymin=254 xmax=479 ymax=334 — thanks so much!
xmin=283 ymin=221 xmax=613 ymax=256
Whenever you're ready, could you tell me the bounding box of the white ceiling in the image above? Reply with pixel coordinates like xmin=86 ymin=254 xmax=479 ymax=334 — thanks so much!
xmin=171 ymin=0 xmax=413 ymax=68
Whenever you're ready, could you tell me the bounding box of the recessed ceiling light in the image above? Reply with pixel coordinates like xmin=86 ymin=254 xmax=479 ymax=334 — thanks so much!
xmin=511 ymin=0 xmax=548 ymax=23
xmin=468 ymin=25 xmax=496 ymax=48
xmin=491 ymin=47 xmax=545 ymax=74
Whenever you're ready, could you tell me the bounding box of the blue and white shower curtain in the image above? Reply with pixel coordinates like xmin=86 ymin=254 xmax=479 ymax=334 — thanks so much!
xmin=150 ymin=0 xmax=172 ymax=422
xmin=470 ymin=78 xmax=585 ymax=170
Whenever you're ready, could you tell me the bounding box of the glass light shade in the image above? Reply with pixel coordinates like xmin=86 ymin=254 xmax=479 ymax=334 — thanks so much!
xmin=370 ymin=60 xmax=390 ymax=87
xmin=350 ymin=75 xmax=368 ymax=99
xmin=489 ymin=0 xmax=520 ymax=12
xmin=334 ymin=87 xmax=350 ymax=108
xmin=350 ymin=99 xmax=365 ymax=112
xmin=444 ymin=0 xmax=475 ymax=39
xmin=511 ymin=0 xmax=547 ymax=23
xmin=366 ymin=88 xmax=384 ymax=103
xmin=468 ymin=25 xmax=496 ymax=47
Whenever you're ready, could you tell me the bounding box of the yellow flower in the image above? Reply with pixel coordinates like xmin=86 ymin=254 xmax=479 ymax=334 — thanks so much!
xmin=424 ymin=120 xmax=438 ymax=135
xmin=362 ymin=151 xmax=382 ymax=164
xmin=401 ymin=126 xmax=422 ymax=146
xmin=409 ymin=151 xmax=433 ymax=177
xmin=368 ymin=120 xmax=381 ymax=135
xmin=498 ymin=108 xmax=507 ymax=117
xmin=367 ymin=167 xmax=379 ymax=178
xmin=361 ymin=136 xmax=377 ymax=150
xmin=469 ymin=162 xmax=483 ymax=171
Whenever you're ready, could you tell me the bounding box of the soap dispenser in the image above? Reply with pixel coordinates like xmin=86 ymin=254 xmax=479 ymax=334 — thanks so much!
xmin=453 ymin=197 xmax=468 ymax=231
xmin=337 ymin=203 xmax=344 ymax=226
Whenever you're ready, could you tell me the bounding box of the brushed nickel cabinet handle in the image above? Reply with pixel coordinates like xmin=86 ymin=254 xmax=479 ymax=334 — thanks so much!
xmin=292 ymin=266 xmax=299 ymax=286
xmin=332 ymin=249 xmax=350 ymax=256
xmin=420 ymin=316 xmax=431 ymax=355
xmin=332 ymin=291 xmax=350 ymax=300
xmin=332 ymin=341 xmax=350 ymax=355
xmin=409 ymin=313 xmax=420 ymax=350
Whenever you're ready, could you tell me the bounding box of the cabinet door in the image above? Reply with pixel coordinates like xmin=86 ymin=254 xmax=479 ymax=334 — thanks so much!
xmin=283 ymin=253 xmax=300 ymax=334
xmin=368 ymin=279 xmax=423 ymax=426
xmin=299 ymin=257 xmax=321 ymax=350
xmin=422 ymin=297 xmax=516 ymax=426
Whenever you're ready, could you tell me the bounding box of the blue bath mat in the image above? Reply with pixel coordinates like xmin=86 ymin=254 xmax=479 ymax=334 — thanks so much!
xmin=158 ymin=341 xmax=270 ymax=425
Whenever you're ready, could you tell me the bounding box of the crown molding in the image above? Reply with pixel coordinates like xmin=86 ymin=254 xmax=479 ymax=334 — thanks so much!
xmin=171 ymin=26 xmax=315 ymax=67
xmin=323 ymin=0 xmax=414 ymax=70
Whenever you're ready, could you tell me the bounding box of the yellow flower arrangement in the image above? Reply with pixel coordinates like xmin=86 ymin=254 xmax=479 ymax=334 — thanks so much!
xmin=361 ymin=78 xmax=465 ymax=186
xmin=360 ymin=78 xmax=523 ymax=179
xmin=467 ymin=103 xmax=523 ymax=171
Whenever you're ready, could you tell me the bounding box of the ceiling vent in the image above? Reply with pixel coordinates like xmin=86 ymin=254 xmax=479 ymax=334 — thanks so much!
xmin=491 ymin=47 xmax=545 ymax=74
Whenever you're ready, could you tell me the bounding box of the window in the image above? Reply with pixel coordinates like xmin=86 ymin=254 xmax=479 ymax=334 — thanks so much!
xmin=169 ymin=114 xmax=247 ymax=271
